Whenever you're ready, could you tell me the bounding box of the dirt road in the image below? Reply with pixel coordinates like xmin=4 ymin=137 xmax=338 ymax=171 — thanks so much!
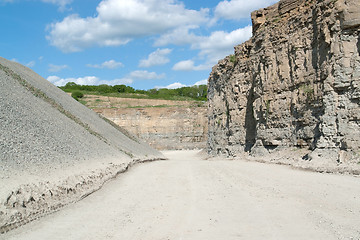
xmin=2 ymin=150 xmax=360 ymax=240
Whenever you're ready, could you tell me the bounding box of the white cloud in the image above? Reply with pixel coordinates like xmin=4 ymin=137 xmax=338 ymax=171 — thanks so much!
xmin=49 ymin=64 xmax=69 ymax=72
xmin=26 ymin=61 xmax=36 ymax=68
xmin=193 ymin=26 xmax=252 ymax=63
xmin=194 ymin=79 xmax=207 ymax=85
xmin=41 ymin=0 xmax=73 ymax=11
xmin=139 ymin=48 xmax=172 ymax=68
xmin=215 ymin=0 xmax=278 ymax=20
xmin=129 ymin=70 xmax=165 ymax=80
xmin=47 ymin=75 xmax=133 ymax=86
xmin=172 ymin=60 xmax=210 ymax=71
xmin=155 ymin=79 xmax=207 ymax=89
xmin=154 ymin=25 xmax=200 ymax=46
xmin=47 ymin=70 xmax=165 ymax=87
xmin=159 ymin=25 xmax=252 ymax=68
xmin=155 ymin=82 xmax=187 ymax=89
xmin=47 ymin=0 xmax=209 ymax=52
xmin=87 ymin=60 xmax=124 ymax=69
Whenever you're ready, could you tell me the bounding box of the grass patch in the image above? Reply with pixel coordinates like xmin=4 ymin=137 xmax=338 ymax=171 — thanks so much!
xmin=126 ymin=104 xmax=182 ymax=108
xmin=78 ymin=100 xmax=87 ymax=105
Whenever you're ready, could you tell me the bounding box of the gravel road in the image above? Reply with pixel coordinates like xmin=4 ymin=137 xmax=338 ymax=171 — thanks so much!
xmin=2 ymin=150 xmax=360 ymax=240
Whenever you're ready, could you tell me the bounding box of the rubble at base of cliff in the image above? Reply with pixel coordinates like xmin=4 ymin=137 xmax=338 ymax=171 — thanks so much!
xmin=210 ymin=147 xmax=360 ymax=175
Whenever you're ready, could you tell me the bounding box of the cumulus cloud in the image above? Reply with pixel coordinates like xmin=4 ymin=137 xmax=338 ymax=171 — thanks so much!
xmin=193 ymin=26 xmax=252 ymax=63
xmin=139 ymin=48 xmax=172 ymax=68
xmin=46 ymin=0 xmax=209 ymax=52
xmin=194 ymin=79 xmax=207 ymax=85
xmin=155 ymin=82 xmax=187 ymax=89
xmin=48 ymin=64 xmax=69 ymax=72
xmin=154 ymin=25 xmax=200 ymax=46
xmin=158 ymin=25 xmax=252 ymax=67
xmin=155 ymin=79 xmax=207 ymax=89
xmin=129 ymin=70 xmax=165 ymax=80
xmin=172 ymin=60 xmax=210 ymax=71
xmin=87 ymin=60 xmax=124 ymax=69
xmin=47 ymin=70 xmax=165 ymax=87
xmin=47 ymin=75 xmax=133 ymax=86
xmin=215 ymin=0 xmax=278 ymax=20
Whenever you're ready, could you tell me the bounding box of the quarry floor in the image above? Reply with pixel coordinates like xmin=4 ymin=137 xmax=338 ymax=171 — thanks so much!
xmin=2 ymin=150 xmax=360 ymax=240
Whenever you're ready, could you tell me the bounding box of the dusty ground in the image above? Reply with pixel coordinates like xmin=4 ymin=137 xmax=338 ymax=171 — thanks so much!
xmin=2 ymin=150 xmax=360 ymax=240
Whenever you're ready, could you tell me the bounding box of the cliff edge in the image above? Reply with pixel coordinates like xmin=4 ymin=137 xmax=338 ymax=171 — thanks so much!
xmin=207 ymin=0 xmax=360 ymax=170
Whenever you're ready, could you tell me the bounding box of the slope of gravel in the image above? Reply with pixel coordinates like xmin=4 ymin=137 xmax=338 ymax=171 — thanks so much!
xmin=0 ymin=57 xmax=164 ymax=233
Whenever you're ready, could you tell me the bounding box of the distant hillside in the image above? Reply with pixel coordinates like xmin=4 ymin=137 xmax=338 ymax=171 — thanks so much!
xmin=0 ymin=57 xmax=164 ymax=233
xmin=59 ymin=82 xmax=208 ymax=101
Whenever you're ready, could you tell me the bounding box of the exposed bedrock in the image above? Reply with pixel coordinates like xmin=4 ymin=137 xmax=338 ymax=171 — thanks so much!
xmin=207 ymin=0 xmax=360 ymax=163
xmin=95 ymin=106 xmax=208 ymax=150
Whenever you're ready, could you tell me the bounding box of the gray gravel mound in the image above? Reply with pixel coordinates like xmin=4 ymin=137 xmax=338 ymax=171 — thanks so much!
xmin=0 ymin=57 xmax=164 ymax=233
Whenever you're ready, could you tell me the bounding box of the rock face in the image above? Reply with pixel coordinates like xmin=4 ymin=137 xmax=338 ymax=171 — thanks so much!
xmin=84 ymin=96 xmax=207 ymax=150
xmin=0 ymin=57 xmax=163 ymax=233
xmin=207 ymin=0 xmax=360 ymax=163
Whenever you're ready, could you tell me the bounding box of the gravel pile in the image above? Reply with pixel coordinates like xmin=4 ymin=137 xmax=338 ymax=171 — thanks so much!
xmin=0 ymin=57 xmax=164 ymax=233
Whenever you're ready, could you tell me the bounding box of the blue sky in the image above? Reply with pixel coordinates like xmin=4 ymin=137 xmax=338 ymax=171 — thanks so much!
xmin=0 ymin=0 xmax=277 ymax=90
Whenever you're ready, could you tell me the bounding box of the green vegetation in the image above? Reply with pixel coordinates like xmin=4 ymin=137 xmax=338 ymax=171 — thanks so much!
xmin=229 ymin=54 xmax=237 ymax=64
xmin=265 ymin=99 xmax=271 ymax=119
xmin=71 ymin=91 xmax=84 ymax=101
xmin=300 ymin=84 xmax=315 ymax=102
xmin=60 ymin=82 xmax=207 ymax=101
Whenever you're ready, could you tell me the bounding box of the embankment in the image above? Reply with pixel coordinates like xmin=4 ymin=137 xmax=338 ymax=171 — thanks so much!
xmin=0 ymin=57 xmax=164 ymax=233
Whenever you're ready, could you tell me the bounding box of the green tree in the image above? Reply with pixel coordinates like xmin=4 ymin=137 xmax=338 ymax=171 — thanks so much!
xmin=71 ymin=91 xmax=84 ymax=101
xmin=113 ymin=84 xmax=127 ymax=93
xmin=97 ymin=84 xmax=112 ymax=93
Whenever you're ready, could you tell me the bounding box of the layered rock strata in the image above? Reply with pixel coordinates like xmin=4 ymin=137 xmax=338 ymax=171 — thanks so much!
xmin=208 ymin=0 xmax=360 ymax=164
xmin=96 ymin=106 xmax=207 ymax=150
xmin=84 ymin=96 xmax=207 ymax=150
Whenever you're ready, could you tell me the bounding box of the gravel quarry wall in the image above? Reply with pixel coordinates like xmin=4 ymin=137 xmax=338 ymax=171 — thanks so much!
xmin=207 ymin=0 xmax=360 ymax=171
xmin=85 ymin=96 xmax=208 ymax=150
xmin=0 ymin=57 xmax=164 ymax=233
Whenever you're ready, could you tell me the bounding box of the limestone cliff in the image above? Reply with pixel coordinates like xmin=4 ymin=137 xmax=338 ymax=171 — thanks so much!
xmin=84 ymin=96 xmax=208 ymax=150
xmin=208 ymin=0 xmax=360 ymax=164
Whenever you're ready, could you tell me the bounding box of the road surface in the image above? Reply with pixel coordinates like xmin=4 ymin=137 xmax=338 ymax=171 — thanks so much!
xmin=1 ymin=150 xmax=360 ymax=240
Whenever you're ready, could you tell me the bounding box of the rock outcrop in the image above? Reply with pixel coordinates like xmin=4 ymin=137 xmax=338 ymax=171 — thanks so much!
xmin=0 ymin=57 xmax=163 ymax=233
xmin=84 ymin=96 xmax=207 ymax=150
xmin=207 ymin=0 xmax=360 ymax=164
